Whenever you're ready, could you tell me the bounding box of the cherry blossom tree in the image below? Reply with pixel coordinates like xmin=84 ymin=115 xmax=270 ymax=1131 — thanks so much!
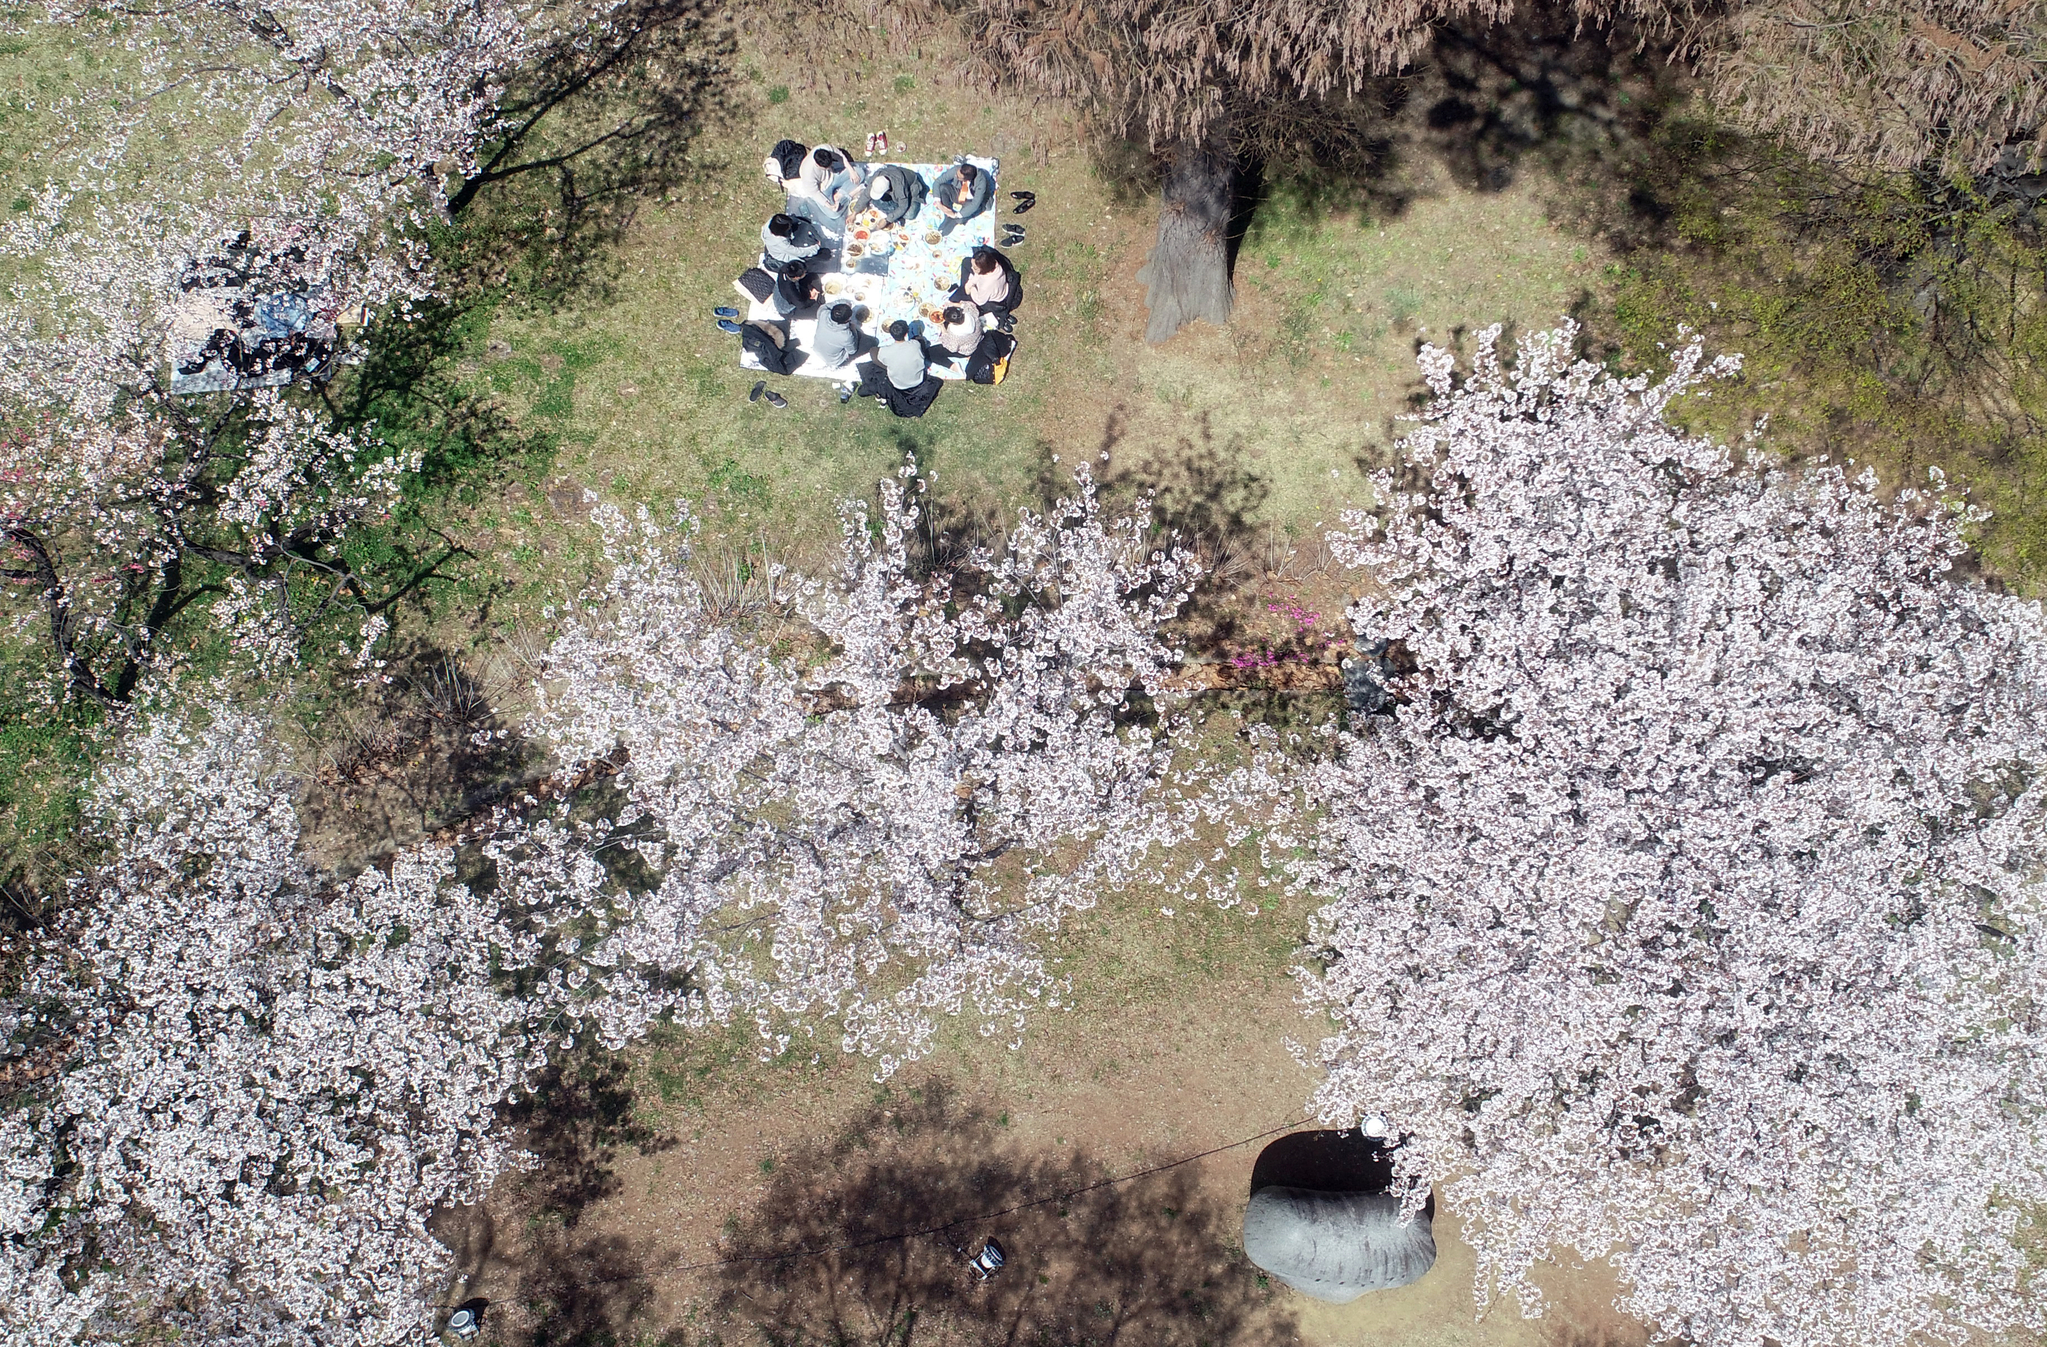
xmin=0 ymin=466 xmax=1201 ymax=1341
xmin=0 ymin=0 xmax=730 ymax=698
xmin=0 ymin=384 xmax=418 ymax=702
xmin=503 ymin=464 xmax=1202 ymax=1076
xmin=0 ymin=704 xmax=551 ymax=1346
xmin=1281 ymin=324 xmax=2047 ymax=1347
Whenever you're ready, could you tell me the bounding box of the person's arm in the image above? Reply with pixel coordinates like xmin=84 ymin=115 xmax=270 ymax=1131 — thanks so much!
xmin=932 ymin=168 xmax=960 ymax=217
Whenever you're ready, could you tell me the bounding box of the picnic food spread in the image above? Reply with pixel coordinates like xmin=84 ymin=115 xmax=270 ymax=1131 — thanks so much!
xmin=731 ymin=143 xmax=1021 ymax=415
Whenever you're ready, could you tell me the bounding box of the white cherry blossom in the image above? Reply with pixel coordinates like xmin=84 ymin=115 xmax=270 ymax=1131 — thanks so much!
xmin=1287 ymin=324 xmax=2047 ymax=1347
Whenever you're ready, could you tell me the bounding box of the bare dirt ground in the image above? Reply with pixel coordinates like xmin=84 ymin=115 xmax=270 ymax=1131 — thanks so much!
xmin=446 ymin=899 xmax=1651 ymax=1347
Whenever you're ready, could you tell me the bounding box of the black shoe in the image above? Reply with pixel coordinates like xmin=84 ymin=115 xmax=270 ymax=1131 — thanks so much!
xmin=994 ymin=313 xmax=1016 ymax=334
xmin=1009 ymin=192 xmax=1036 ymax=215
xmin=749 ymin=380 xmax=765 ymax=402
xmin=764 ymin=389 xmax=788 ymax=408
xmin=1000 ymin=225 xmax=1026 ymax=245
xmin=1009 ymin=190 xmax=1035 ymax=203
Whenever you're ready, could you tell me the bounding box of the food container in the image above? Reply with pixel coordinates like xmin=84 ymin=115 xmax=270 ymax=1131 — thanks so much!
xmin=924 ymin=231 xmax=943 ymax=246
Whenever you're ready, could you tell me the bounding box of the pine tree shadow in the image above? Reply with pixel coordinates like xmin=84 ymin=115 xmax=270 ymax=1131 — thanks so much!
xmin=709 ymin=1081 xmax=1297 ymax=1346
xmin=1228 ymin=15 xmax=1687 ymax=250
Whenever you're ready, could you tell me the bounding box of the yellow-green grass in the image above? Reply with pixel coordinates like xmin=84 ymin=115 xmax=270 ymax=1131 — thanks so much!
xmin=466 ymin=31 xmax=1612 ymax=585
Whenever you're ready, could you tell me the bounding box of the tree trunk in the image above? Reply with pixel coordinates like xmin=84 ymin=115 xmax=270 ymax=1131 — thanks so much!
xmin=1136 ymin=137 xmax=1236 ymax=344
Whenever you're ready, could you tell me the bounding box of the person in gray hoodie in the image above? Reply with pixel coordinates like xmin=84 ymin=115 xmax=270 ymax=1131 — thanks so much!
xmin=760 ymin=212 xmax=824 ymax=266
xmin=809 ymin=301 xmax=861 ymax=370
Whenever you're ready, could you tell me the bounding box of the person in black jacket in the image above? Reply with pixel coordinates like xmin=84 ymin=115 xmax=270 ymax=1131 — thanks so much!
xmin=772 ymin=259 xmax=824 ymax=317
xmin=948 ymin=246 xmax=1022 ymax=319
xmin=858 ymin=164 xmax=927 ymax=226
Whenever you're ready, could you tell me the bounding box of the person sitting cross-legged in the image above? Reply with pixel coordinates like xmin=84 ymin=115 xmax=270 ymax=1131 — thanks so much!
xmin=930 ymin=162 xmax=991 ymax=236
xmin=761 ymin=211 xmax=824 ymax=266
xmin=810 ymin=301 xmax=862 ymax=371
xmin=857 ymin=164 xmax=926 ymax=226
xmin=856 ymin=319 xmax=943 ymax=418
xmin=949 ymin=245 xmax=1022 ymax=319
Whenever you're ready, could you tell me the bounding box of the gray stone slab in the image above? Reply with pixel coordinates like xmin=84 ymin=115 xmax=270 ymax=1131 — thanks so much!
xmin=1241 ymin=1185 xmax=1436 ymax=1304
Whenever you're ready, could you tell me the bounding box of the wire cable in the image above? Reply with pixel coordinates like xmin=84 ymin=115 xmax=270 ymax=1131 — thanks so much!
xmin=575 ymin=1114 xmax=1312 ymax=1285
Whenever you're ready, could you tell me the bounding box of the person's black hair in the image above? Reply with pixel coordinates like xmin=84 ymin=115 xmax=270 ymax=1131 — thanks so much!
xmin=958 ymin=163 xmax=978 ymax=186
xmin=830 ymin=302 xmax=853 ymax=323
xmin=812 ymin=147 xmax=841 ymax=170
xmin=970 ymin=247 xmax=999 ymax=274
xmin=888 ymin=319 xmax=909 ymax=341
xmin=782 ymin=259 xmax=808 ymax=278
xmin=942 ymin=306 xmax=964 ymax=325
xmin=767 ymin=213 xmax=796 ymax=238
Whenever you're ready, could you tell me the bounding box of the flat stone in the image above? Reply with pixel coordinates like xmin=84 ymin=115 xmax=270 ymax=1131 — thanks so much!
xmin=1241 ymin=1185 xmax=1436 ymax=1303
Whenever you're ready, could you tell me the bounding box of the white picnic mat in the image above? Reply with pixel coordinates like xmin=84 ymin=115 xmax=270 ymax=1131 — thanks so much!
xmin=742 ymin=156 xmax=998 ymax=382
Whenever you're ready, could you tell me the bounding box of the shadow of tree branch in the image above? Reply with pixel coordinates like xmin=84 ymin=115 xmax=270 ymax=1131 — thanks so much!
xmin=708 ymin=1080 xmax=1297 ymax=1346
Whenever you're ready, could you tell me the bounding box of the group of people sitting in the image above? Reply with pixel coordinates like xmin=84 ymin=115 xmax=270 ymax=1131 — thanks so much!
xmin=719 ymin=138 xmax=1028 ymax=418
xmin=173 ymin=243 xmax=340 ymax=385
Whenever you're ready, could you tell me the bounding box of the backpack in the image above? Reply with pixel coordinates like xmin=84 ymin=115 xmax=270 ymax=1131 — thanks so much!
xmin=967 ymin=332 xmax=1016 ymax=385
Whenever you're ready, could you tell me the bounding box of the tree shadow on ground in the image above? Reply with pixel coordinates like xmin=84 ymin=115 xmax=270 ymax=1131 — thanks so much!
xmin=473 ymin=1049 xmax=678 ymax=1347
xmin=438 ymin=0 xmax=745 ymax=307
xmin=1249 ymin=1129 xmax=1396 ymax=1197
xmin=1222 ymin=15 xmax=1688 ymax=267
xmin=1091 ymin=409 xmax=1276 ymax=656
xmin=511 ymin=1048 xmax=679 ymax=1224
xmin=709 ymin=1080 xmax=1297 ymax=1346
xmin=296 ymin=641 xmax=544 ymax=868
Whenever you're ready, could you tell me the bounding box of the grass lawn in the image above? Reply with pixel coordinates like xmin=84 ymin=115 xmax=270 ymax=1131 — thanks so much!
xmin=464 ymin=36 xmax=1612 ymax=593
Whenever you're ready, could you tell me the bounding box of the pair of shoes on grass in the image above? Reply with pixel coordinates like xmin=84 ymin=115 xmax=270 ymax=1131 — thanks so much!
xmin=999 ymin=224 xmax=1026 ymax=246
xmin=1008 ymin=190 xmax=1036 ymax=215
xmin=748 ymin=380 xmax=787 ymax=408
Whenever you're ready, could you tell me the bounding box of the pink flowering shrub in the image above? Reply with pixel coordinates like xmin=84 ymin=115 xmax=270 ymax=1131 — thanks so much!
xmin=1283 ymin=324 xmax=2047 ymax=1347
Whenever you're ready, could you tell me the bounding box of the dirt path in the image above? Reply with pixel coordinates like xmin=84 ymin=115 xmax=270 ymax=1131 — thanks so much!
xmin=449 ymin=899 xmax=1650 ymax=1347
